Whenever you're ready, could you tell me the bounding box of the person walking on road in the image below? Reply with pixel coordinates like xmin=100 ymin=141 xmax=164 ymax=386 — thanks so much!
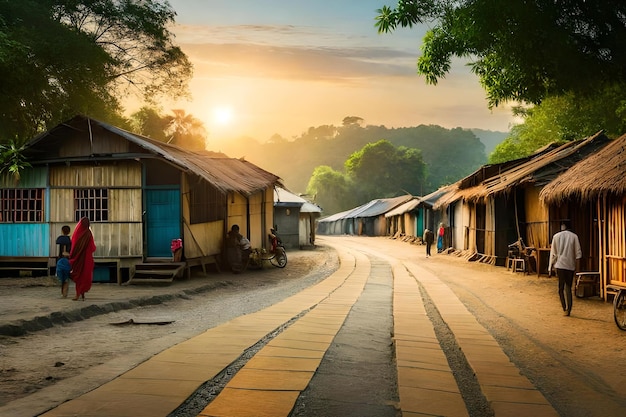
xmin=69 ymin=217 xmax=96 ymax=301
xmin=548 ymin=220 xmax=582 ymax=316
xmin=423 ymin=228 xmax=434 ymax=257
xmin=437 ymin=223 xmax=445 ymax=253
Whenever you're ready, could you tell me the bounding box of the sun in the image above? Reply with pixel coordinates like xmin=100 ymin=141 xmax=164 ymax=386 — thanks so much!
xmin=212 ymin=106 xmax=234 ymax=126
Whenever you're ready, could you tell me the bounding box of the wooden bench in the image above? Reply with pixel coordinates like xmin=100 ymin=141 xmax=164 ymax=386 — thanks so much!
xmin=183 ymin=255 xmax=221 ymax=277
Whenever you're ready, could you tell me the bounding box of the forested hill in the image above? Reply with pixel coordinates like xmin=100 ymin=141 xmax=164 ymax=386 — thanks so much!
xmin=214 ymin=124 xmax=507 ymax=195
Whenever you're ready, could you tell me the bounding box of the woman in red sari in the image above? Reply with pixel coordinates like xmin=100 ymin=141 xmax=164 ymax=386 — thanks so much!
xmin=69 ymin=217 xmax=96 ymax=301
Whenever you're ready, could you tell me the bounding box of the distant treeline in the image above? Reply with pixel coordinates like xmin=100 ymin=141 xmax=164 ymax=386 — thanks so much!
xmin=219 ymin=123 xmax=507 ymax=196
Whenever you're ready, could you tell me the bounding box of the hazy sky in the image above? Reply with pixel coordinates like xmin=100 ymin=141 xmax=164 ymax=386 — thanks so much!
xmin=160 ymin=0 xmax=517 ymax=143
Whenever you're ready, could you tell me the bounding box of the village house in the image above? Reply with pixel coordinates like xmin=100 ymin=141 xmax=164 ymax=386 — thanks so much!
xmin=0 ymin=115 xmax=282 ymax=283
xmin=429 ymin=131 xmax=611 ymax=271
xmin=317 ymin=195 xmax=412 ymax=237
xmin=540 ymin=133 xmax=626 ymax=300
xmin=273 ymin=187 xmax=322 ymax=249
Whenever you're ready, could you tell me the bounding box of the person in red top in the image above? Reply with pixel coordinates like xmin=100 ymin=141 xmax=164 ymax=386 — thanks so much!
xmin=437 ymin=223 xmax=445 ymax=253
xmin=69 ymin=217 xmax=96 ymax=301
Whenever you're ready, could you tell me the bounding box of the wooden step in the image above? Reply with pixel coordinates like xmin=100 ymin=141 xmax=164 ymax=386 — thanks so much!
xmin=127 ymin=262 xmax=186 ymax=285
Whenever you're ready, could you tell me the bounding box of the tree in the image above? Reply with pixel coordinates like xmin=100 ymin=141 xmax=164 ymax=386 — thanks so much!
xmin=130 ymin=107 xmax=170 ymax=142
xmin=490 ymin=85 xmax=626 ymax=163
xmin=131 ymin=108 xmax=207 ymax=150
xmin=342 ymin=116 xmax=364 ymax=127
xmin=376 ymin=1 xmax=626 ymax=108
xmin=345 ymin=140 xmax=426 ymax=203
xmin=306 ymin=166 xmax=353 ymax=215
xmin=165 ymin=109 xmax=207 ymax=150
xmin=0 ymin=0 xmax=192 ymax=142
xmin=0 ymin=140 xmax=31 ymax=183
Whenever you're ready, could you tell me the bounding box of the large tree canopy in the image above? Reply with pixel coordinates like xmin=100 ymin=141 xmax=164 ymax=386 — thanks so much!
xmin=490 ymin=86 xmax=626 ymax=163
xmin=376 ymin=1 xmax=626 ymax=108
xmin=345 ymin=139 xmax=426 ymax=202
xmin=0 ymin=0 xmax=192 ymax=142
xmin=306 ymin=140 xmax=427 ymax=215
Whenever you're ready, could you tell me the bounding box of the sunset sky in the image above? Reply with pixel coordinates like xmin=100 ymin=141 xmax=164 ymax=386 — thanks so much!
xmin=161 ymin=0 xmax=518 ymax=144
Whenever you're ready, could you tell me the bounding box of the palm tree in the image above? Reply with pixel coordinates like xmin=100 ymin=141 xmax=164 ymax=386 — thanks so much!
xmin=0 ymin=140 xmax=31 ymax=183
xmin=166 ymin=109 xmax=208 ymax=150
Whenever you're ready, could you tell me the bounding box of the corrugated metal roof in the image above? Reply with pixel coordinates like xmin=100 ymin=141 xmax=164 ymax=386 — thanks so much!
xmin=26 ymin=115 xmax=282 ymax=196
xmin=385 ymin=197 xmax=421 ymax=217
xmin=319 ymin=208 xmax=354 ymax=223
xmin=318 ymin=195 xmax=413 ymax=223
xmin=274 ymin=187 xmax=322 ymax=213
xmin=346 ymin=195 xmax=412 ymax=219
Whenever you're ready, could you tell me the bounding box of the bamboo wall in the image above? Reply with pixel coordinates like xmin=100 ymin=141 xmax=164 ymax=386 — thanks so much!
xmin=48 ymin=162 xmax=143 ymax=258
xmin=524 ymin=186 xmax=550 ymax=249
xmin=605 ymin=195 xmax=626 ymax=289
xmin=485 ymin=198 xmax=496 ymax=257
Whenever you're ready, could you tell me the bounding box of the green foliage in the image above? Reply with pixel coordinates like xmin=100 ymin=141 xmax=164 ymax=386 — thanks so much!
xmin=130 ymin=108 xmax=207 ymax=150
xmin=376 ymin=1 xmax=626 ymax=108
xmin=306 ymin=166 xmax=354 ymax=215
xmin=345 ymin=140 xmax=426 ymax=202
xmin=227 ymin=122 xmax=489 ymax=205
xmin=305 ymin=140 xmax=429 ymax=215
xmin=490 ymin=84 xmax=626 ymax=163
xmin=0 ymin=140 xmax=31 ymax=183
xmin=0 ymin=0 xmax=191 ymax=143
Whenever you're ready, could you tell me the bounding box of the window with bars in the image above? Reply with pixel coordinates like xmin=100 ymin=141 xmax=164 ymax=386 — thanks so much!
xmin=74 ymin=189 xmax=108 ymax=222
xmin=0 ymin=189 xmax=44 ymax=222
xmin=189 ymin=182 xmax=226 ymax=224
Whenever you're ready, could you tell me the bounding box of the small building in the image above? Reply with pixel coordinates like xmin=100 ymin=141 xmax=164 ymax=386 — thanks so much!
xmin=431 ymin=132 xmax=611 ymax=268
xmin=0 ymin=115 xmax=281 ymax=282
xmin=540 ymin=133 xmax=626 ymax=299
xmin=273 ymin=187 xmax=322 ymax=249
xmin=317 ymin=195 xmax=413 ymax=236
xmin=385 ymin=197 xmax=424 ymax=241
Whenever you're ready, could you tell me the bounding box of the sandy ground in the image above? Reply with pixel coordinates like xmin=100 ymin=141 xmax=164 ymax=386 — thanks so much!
xmin=0 ymin=247 xmax=338 ymax=412
xmin=330 ymin=236 xmax=626 ymax=417
xmin=1 ymin=237 xmax=625 ymax=417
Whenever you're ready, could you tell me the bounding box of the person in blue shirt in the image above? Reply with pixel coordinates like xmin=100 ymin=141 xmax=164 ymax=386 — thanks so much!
xmin=56 ymin=225 xmax=72 ymax=257
xmin=56 ymin=251 xmax=71 ymax=298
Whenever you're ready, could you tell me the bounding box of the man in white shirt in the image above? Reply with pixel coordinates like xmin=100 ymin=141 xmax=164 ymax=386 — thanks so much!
xmin=548 ymin=220 xmax=582 ymax=316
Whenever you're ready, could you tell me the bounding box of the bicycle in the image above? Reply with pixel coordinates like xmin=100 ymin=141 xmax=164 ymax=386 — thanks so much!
xmin=613 ymin=287 xmax=626 ymax=331
xmin=247 ymin=245 xmax=287 ymax=269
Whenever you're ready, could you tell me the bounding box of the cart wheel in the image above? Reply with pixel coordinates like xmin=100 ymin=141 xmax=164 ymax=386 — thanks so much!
xmin=614 ymin=290 xmax=626 ymax=331
xmin=270 ymin=249 xmax=287 ymax=268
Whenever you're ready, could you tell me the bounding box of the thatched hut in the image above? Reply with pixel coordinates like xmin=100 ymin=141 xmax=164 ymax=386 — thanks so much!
xmin=540 ymin=133 xmax=626 ymax=299
xmin=433 ymin=132 xmax=611 ymax=269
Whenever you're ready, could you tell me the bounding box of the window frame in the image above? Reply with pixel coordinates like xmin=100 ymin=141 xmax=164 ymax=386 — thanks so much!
xmin=0 ymin=188 xmax=44 ymax=223
xmin=74 ymin=188 xmax=109 ymax=222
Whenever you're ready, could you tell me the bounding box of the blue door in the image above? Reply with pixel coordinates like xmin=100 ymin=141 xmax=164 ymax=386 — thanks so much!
xmin=146 ymin=189 xmax=181 ymax=258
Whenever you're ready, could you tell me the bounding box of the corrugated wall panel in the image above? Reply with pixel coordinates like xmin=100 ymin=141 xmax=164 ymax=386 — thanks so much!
xmin=49 ymin=189 xmax=74 ymax=223
xmin=0 ymin=167 xmax=47 ymax=188
xmin=49 ymin=162 xmax=141 ymax=187
xmin=0 ymin=223 xmax=50 ymax=256
xmin=109 ymin=189 xmax=142 ymax=222
xmin=90 ymin=222 xmax=143 ymax=257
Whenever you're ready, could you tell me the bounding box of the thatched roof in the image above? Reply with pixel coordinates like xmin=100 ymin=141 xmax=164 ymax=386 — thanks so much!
xmin=25 ymin=115 xmax=282 ymax=196
xmin=540 ymin=133 xmax=626 ymax=204
xmin=433 ymin=131 xmax=610 ymax=209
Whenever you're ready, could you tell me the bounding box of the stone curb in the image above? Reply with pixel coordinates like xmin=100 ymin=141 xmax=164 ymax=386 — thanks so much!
xmin=0 ymin=281 xmax=232 ymax=337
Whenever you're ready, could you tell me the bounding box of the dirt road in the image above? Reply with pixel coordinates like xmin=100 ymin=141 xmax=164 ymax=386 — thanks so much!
xmin=1 ymin=236 xmax=625 ymax=417
xmin=329 ymin=235 xmax=626 ymax=417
